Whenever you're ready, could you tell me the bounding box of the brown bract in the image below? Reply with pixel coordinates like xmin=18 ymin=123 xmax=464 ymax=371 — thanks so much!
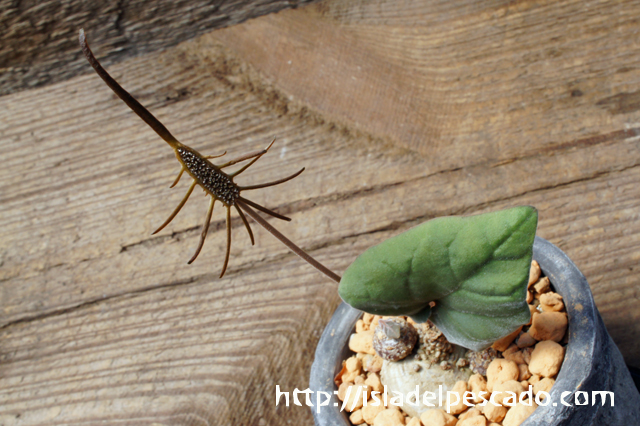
xmin=78 ymin=29 xmax=340 ymax=282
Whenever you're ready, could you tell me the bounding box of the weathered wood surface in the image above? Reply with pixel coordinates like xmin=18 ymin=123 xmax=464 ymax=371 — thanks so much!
xmin=2 ymin=0 xmax=640 ymax=424
xmin=0 ymin=0 xmax=317 ymax=96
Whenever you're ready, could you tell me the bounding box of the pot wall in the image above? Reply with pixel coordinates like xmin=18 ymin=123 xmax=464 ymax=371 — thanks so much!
xmin=310 ymin=237 xmax=640 ymax=425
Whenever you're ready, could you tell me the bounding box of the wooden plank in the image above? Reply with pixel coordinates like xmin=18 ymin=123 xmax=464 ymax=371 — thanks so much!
xmin=0 ymin=0 xmax=318 ymax=95
xmin=2 ymin=0 xmax=640 ymax=424
xmin=213 ymin=0 xmax=640 ymax=166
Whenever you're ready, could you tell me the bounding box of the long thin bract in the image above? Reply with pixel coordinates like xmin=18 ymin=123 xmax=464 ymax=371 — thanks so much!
xmin=236 ymin=199 xmax=341 ymax=283
xmin=170 ymin=168 xmax=185 ymax=188
xmin=239 ymin=168 xmax=305 ymax=191
xmin=229 ymin=139 xmax=275 ymax=177
xmin=237 ymin=196 xmax=291 ymax=221
xmin=188 ymin=197 xmax=216 ymax=264
xmin=79 ymin=29 xmax=180 ymax=149
xmin=217 ymin=149 xmax=264 ymax=169
xmin=220 ymin=207 xmax=232 ymax=278
xmin=153 ymin=180 xmax=197 ymax=235
xmin=235 ymin=204 xmax=255 ymax=245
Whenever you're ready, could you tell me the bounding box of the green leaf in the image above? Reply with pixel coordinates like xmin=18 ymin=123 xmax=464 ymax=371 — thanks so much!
xmin=338 ymin=206 xmax=538 ymax=351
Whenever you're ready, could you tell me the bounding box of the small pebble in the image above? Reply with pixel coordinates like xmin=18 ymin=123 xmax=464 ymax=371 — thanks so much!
xmin=502 ymin=401 xmax=538 ymax=426
xmin=446 ymin=380 xmax=469 ymax=415
xmin=457 ymin=415 xmax=487 ymax=426
xmin=486 ymin=358 xmax=520 ymax=392
xmin=529 ymin=340 xmax=565 ymax=378
xmin=533 ymin=377 xmax=555 ymax=400
xmin=539 ymin=292 xmax=565 ymax=312
xmin=516 ymin=332 xmax=537 ymax=349
xmin=350 ymin=331 xmax=376 ymax=355
xmin=491 ymin=380 xmax=525 ymax=406
xmin=533 ymin=276 xmax=551 ymax=294
xmin=518 ymin=363 xmax=531 ymax=381
xmin=492 ymin=326 xmax=523 ymax=352
xmin=528 ymin=261 xmax=541 ymax=287
xmin=528 ymin=312 xmax=567 ymax=342
xmin=362 ymin=402 xmax=386 ymax=424
xmin=420 ymin=409 xmax=457 ymax=426
xmin=483 ymin=401 xmax=508 ymax=423
xmin=373 ymin=407 xmax=405 ymax=426
xmin=350 ymin=409 xmax=365 ymax=425
xmin=468 ymin=374 xmax=488 ymax=404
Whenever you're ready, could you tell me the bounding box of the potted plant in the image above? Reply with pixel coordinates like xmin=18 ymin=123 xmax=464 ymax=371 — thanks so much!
xmin=310 ymin=232 xmax=640 ymax=425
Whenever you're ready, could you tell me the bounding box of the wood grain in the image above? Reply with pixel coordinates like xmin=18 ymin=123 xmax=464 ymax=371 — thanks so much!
xmin=2 ymin=0 xmax=640 ymax=424
xmin=0 ymin=0 xmax=318 ymax=96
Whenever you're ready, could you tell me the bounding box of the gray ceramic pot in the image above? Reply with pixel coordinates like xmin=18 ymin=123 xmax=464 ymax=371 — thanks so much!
xmin=310 ymin=237 xmax=640 ymax=425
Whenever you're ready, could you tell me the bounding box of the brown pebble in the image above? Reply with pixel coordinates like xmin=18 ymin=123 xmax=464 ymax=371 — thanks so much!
xmin=516 ymin=332 xmax=537 ymax=349
xmin=343 ymin=384 xmax=370 ymax=412
xmin=492 ymin=326 xmax=523 ymax=352
xmin=504 ymin=348 xmax=526 ymax=365
xmin=528 ymin=261 xmax=541 ymax=287
xmin=363 ymin=313 xmax=375 ymax=325
xmin=487 ymin=359 xmax=520 ymax=392
xmin=350 ymin=409 xmax=365 ymax=425
xmin=362 ymin=401 xmax=386 ymax=424
xmin=468 ymin=374 xmax=489 ymax=404
xmin=364 ymin=355 xmax=384 ymax=373
xmin=539 ymin=292 xmax=565 ymax=312
xmin=528 ymin=374 xmax=541 ymax=385
xmin=492 ymin=380 xmax=525 ymax=406
xmin=350 ymin=331 xmax=376 ymax=355
xmin=518 ymin=363 xmax=531 ymax=381
xmin=521 ymin=347 xmax=534 ymax=365
xmin=365 ymin=372 xmax=384 ymax=393
xmin=502 ymin=344 xmax=519 ymax=359
xmin=446 ymin=380 xmax=469 ymax=415
xmin=529 ymin=340 xmax=565 ymax=378
xmin=346 ymin=356 xmax=363 ymax=372
xmin=457 ymin=414 xmax=486 ymax=426
xmin=373 ymin=407 xmax=405 ymax=426
xmin=420 ymin=409 xmax=457 ymax=426
xmin=528 ymin=312 xmax=567 ymax=342
xmin=373 ymin=318 xmax=418 ymax=361
xmin=533 ymin=377 xmax=555 ymax=400
xmin=405 ymin=417 xmax=421 ymax=426
xmin=456 ymin=358 xmax=469 ymax=369
xmin=502 ymin=401 xmax=537 ymax=426
xmin=533 ymin=276 xmax=551 ymax=294
xmin=483 ymin=401 xmax=507 ymax=423
xmin=458 ymin=407 xmax=482 ymax=422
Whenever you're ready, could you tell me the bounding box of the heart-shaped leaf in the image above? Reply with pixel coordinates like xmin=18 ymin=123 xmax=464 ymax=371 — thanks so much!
xmin=338 ymin=206 xmax=538 ymax=351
